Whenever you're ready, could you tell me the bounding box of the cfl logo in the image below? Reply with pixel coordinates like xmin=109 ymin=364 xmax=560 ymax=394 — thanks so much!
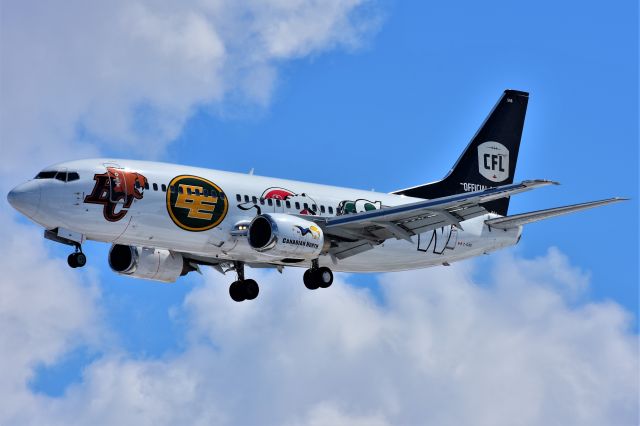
xmin=477 ymin=141 xmax=509 ymax=183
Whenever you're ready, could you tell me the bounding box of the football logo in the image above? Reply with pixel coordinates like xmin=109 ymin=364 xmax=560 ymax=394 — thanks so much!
xmin=166 ymin=175 xmax=228 ymax=232
xmin=477 ymin=141 xmax=509 ymax=182
xmin=84 ymin=167 xmax=147 ymax=222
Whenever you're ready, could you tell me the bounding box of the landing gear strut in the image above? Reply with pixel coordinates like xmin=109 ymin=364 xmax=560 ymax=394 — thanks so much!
xmin=303 ymin=259 xmax=333 ymax=290
xmin=229 ymin=261 xmax=259 ymax=302
xmin=67 ymin=244 xmax=86 ymax=268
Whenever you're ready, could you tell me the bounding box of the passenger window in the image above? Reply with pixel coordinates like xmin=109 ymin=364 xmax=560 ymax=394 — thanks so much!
xmin=187 ymin=187 xmax=192 ymax=195
xmin=286 ymin=200 xmax=291 ymax=208
xmin=194 ymin=188 xmax=201 ymax=196
xmin=260 ymin=198 xmax=265 ymax=205
xmin=312 ymin=204 xmax=317 ymax=212
xmin=267 ymin=199 xmax=273 ymax=206
xmin=295 ymin=202 xmax=300 ymax=209
xmin=252 ymin=196 xmax=257 ymax=204
xmin=153 ymin=183 xmax=158 ymax=191
xmin=276 ymin=199 xmax=281 ymax=207
xmin=161 ymin=184 xmax=167 ymax=192
xmin=244 ymin=195 xmax=249 ymax=202
xmin=320 ymin=205 xmax=325 ymax=213
xmin=303 ymin=203 xmax=309 ymax=210
xmin=67 ymin=172 xmax=80 ymax=182
xmin=236 ymin=194 xmax=241 ymax=202
xmin=328 ymin=206 xmax=334 ymax=214
xmin=179 ymin=186 xmax=185 ymax=194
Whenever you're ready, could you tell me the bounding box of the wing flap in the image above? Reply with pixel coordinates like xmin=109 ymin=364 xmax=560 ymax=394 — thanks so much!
xmin=484 ymin=198 xmax=627 ymax=230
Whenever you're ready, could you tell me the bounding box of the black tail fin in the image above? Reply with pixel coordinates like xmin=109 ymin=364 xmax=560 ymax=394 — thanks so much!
xmin=393 ymin=89 xmax=529 ymax=216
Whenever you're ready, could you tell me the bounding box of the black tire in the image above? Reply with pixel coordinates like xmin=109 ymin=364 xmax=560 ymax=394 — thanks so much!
xmin=229 ymin=281 xmax=246 ymax=302
xmin=303 ymin=269 xmax=319 ymax=290
xmin=244 ymin=279 xmax=259 ymax=300
xmin=75 ymin=252 xmax=87 ymax=267
xmin=67 ymin=253 xmax=78 ymax=268
xmin=317 ymin=267 xmax=333 ymax=288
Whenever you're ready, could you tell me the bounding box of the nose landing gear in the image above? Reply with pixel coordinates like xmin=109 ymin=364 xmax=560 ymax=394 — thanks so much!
xmin=67 ymin=244 xmax=86 ymax=268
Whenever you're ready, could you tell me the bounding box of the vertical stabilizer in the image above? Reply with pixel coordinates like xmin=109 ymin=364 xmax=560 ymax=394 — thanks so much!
xmin=393 ymin=90 xmax=529 ymax=216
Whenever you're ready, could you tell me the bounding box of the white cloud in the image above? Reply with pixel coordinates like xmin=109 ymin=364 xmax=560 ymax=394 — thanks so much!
xmin=0 ymin=0 xmax=378 ymax=176
xmin=0 ymin=209 xmax=104 ymax=424
xmin=1 ymin=249 xmax=636 ymax=426
xmin=0 ymin=3 xmax=637 ymax=425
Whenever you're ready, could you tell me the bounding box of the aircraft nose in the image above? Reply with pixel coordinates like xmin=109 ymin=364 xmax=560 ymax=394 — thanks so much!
xmin=7 ymin=181 xmax=41 ymax=218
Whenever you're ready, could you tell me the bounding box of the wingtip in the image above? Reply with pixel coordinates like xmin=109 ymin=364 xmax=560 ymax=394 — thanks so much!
xmin=523 ymin=179 xmax=560 ymax=187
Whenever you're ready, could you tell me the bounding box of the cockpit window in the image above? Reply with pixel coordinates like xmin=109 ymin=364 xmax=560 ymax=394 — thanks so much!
xmin=35 ymin=171 xmax=57 ymax=179
xmin=34 ymin=170 xmax=80 ymax=182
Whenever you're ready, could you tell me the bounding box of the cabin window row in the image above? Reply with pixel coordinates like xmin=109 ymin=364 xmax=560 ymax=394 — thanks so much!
xmin=139 ymin=182 xmax=224 ymax=198
xmin=234 ymin=194 xmax=334 ymax=215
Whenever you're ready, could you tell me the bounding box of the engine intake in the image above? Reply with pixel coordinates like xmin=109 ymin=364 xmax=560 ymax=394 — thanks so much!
xmin=108 ymin=244 xmax=189 ymax=283
xmin=247 ymin=214 xmax=325 ymax=259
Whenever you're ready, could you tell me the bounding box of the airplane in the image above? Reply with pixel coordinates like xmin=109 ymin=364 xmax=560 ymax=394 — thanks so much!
xmin=6 ymin=90 xmax=626 ymax=302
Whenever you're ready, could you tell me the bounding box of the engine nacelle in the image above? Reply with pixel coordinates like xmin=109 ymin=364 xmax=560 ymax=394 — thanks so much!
xmin=248 ymin=214 xmax=325 ymax=260
xmin=108 ymin=244 xmax=188 ymax=283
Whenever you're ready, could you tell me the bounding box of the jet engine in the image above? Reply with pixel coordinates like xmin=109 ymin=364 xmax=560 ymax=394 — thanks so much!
xmin=248 ymin=213 xmax=326 ymax=260
xmin=108 ymin=244 xmax=190 ymax=283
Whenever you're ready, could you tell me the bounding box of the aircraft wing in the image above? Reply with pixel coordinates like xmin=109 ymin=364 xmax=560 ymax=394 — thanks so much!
xmin=318 ymin=179 xmax=557 ymax=260
xmin=484 ymin=197 xmax=627 ymax=230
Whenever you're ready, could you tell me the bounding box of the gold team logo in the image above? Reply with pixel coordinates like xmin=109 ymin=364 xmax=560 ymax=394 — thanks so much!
xmin=166 ymin=175 xmax=228 ymax=232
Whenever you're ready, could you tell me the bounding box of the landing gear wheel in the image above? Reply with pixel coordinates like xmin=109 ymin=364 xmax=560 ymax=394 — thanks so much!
xmin=229 ymin=280 xmax=246 ymax=302
xmin=75 ymin=252 xmax=87 ymax=267
xmin=67 ymin=245 xmax=86 ymax=269
xmin=67 ymin=253 xmax=78 ymax=268
xmin=67 ymin=252 xmax=87 ymax=268
xmin=317 ymin=267 xmax=333 ymax=288
xmin=244 ymin=279 xmax=259 ymax=300
xmin=303 ymin=269 xmax=319 ymax=290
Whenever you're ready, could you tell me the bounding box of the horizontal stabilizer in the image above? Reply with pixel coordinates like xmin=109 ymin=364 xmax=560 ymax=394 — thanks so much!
xmin=484 ymin=198 xmax=628 ymax=230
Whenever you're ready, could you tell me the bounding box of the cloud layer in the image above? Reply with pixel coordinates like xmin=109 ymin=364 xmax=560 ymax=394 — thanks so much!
xmin=1 ymin=248 xmax=637 ymax=425
xmin=0 ymin=0 xmax=378 ymax=176
xmin=1 ymin=2 xmax=637 ymax=425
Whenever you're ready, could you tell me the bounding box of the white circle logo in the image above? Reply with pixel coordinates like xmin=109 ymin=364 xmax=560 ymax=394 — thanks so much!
xmin=477 ymin=141 xmax=509 ymax=182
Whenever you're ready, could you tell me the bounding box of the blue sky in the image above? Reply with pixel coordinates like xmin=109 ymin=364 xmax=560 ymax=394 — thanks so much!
xmin=1 ymin=1 xmax=638 ymax=424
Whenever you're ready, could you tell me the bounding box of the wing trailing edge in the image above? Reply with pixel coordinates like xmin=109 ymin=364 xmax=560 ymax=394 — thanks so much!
xmin=484 ymin=198 xmax=628 ymax=230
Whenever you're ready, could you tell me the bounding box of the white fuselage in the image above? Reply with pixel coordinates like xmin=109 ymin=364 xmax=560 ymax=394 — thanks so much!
xmin=12 ymin=159 xmax=522 ymax=272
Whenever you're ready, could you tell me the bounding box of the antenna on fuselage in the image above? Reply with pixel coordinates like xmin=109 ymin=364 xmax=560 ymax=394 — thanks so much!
xmin=248 ymin=168 xmax=254 ymax=175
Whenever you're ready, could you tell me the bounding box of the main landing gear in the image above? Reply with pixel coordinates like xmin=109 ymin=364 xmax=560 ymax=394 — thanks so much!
xmin=226 ymin=260 xmax=334 ymax=302
xmin=67 ymin=244 xmax=87 ymax=268
xmin=303 ymin=260 xmax=333 ymax=290
xmin=229 ymin=262 xmax=259 ymax=302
